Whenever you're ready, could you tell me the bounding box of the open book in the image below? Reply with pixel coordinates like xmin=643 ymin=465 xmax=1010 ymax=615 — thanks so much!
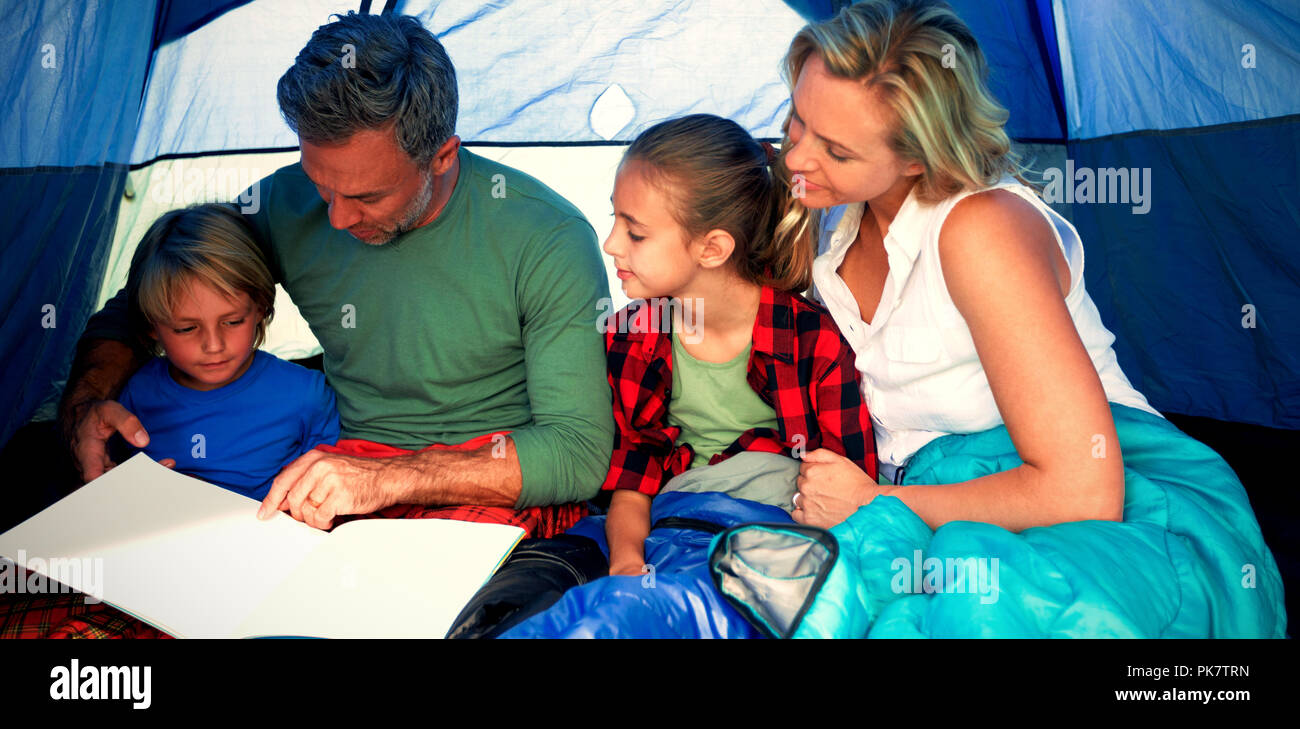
xmin=0 ymin=453 xmax=523 ymax=638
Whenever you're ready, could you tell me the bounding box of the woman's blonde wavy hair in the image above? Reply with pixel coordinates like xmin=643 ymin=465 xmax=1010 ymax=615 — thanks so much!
xmin=772 ymin=0 xmax=1030 ymax=273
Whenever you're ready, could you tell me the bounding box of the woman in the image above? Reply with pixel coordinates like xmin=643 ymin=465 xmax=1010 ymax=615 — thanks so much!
xmin=778 ymin=0 xmax=1156 ymax=531
xmin=739 ymin=0 xmax=1284 ymax=637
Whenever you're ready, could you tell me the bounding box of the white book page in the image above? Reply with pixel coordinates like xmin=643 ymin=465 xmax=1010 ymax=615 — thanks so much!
xmin=235 ymin=517 xmax=524 ymax=639
xmin=0 ymin=453 xmax=326 ymax=638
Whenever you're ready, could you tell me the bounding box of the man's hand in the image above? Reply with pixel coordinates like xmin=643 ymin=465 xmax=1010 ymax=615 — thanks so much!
xmin=67 ymin=400 xmax=174 ymax=482
xmin=793 ymin=448 xmax=882 ymax=528
xmin=257 ymin=449 xmax=398 ymax=530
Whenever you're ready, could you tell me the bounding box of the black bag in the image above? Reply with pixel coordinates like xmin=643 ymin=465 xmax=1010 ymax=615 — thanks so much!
xmin=445 ymin=533 xmax=609 ymax=639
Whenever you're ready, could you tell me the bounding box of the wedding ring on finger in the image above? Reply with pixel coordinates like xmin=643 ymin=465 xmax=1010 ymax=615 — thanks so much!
xmin=792 ymin=492 xmax=802 ymax=510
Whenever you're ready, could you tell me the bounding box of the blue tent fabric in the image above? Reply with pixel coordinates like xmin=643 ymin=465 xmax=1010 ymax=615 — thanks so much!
xmin=1052 ymin=0 xmax=1300 ymax=139
xmin=1 ymin=3 xmax=1296 ymax=464
xmin=129 ymin=1 xmax=360 ymax=165
xmin=151 ymin=0 xmax=255 ymax=48
xmin=127 ymin=0 xmax=810 ymax=164
xmin=795 ymin=0 xmax=1066 ymax=141
xmin=947 ymin=0 xmax=1065 ymax=141
xmin=1071 ymin=117 xmax=1300 ymax=428
xmin=1 ymin=0 xmax=160 ymax=449
xmin=0 ymin=0 xmax=262 ymax=449
xmin=1045 ymin=0 xmax=1300 ymax=427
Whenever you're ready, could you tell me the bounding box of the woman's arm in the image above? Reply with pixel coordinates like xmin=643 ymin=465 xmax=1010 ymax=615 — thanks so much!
xmin=607 ymin=489 xmax=652 ymax=575
xmin=799 ymin=190 xmax=1125 ymax=532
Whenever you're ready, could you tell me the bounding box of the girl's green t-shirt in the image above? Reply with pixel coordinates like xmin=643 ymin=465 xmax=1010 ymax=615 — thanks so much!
xmin=666 ymin=332 xmax=778 ymax=469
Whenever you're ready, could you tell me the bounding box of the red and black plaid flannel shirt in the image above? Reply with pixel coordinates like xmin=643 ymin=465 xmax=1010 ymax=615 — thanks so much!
xmin=601 ymin=285 xmax=876 ymax=496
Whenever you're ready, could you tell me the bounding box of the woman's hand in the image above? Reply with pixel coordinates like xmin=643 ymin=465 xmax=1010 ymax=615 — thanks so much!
xmin=793 ymin=448 xmax=886 ymax=527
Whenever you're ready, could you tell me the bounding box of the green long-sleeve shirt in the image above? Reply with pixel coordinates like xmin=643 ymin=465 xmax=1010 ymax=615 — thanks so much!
xmin=85 ymin=148 xmax=614 ymax=507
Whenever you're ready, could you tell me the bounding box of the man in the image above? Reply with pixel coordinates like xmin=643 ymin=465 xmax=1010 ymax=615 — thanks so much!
xmin=60 ymin=12 xmax=614 ymax=535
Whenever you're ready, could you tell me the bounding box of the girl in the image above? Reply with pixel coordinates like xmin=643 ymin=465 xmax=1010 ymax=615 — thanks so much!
xmin=600 ymin=113 xmax=877 ymax=576
xmin=115 ymin=202 xmax=339 ymax=500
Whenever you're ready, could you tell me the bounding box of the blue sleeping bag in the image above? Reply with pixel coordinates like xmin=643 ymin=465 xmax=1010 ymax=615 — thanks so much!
xmin=501 ymin=491 xmax=789 ymax=638
xmin=507 ymin=404 xmax=1287 ymax=638
xmin=718 ymin=404 xmax=1287 ymax=638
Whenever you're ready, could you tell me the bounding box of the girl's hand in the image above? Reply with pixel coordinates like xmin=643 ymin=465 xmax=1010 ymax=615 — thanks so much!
xmin=793 ymin=448 xmax=884 ymax=528
xmin=608 ymin=559 xmax=648 ymax=577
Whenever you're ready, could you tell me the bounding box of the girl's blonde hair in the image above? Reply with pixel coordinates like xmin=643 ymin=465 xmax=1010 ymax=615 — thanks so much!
xmin=624 ymin=113 xmax=810 ymax=292
xmin=772 ymin=0 xmax=1029 ymax=264
xmin=126 ymin=203 xmax=275 ymax=356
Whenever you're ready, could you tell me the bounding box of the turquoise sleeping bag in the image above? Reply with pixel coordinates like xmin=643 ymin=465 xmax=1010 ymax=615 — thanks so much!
xmin=710 ymin=404 xmax=1287 ymax=638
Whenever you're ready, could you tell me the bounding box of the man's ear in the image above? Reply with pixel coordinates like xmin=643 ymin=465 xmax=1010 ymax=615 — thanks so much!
xmin=429 ymin=134 xmax=461 ymax=176
xmin=695 ymin=229 xmax=737 ymax=271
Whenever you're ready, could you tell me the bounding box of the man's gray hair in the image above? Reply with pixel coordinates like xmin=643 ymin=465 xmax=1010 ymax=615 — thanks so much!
xmin=277 ymin=12 xmax=457 ymax=164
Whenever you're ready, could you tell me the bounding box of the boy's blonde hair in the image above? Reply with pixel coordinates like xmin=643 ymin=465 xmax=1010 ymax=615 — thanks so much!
xmin=772 ymin=0 xmax=1030 ymax=264
xmin=126 ymin=203 xmax=275 ymax=355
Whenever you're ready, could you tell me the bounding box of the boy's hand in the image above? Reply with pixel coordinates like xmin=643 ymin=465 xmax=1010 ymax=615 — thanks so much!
xmin=258 ymin=449 xmax=392 ymax=529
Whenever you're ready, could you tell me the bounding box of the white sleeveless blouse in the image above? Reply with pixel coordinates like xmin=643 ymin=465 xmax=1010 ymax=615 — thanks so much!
xmin=811 ymin=177 xmax=1160 ymax=478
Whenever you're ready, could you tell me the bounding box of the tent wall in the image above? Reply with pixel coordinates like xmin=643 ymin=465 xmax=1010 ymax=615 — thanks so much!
xmin=4 ymin=0 xmax=1298 ymax=451
xmin=128 ymin=0 xmax=808 ymax=162
xmin=0 ymin=0 xmax=160 ymax=448
xmin=1069 ymin=117 xmax=1300 ymax=427
xmin=1049 ymin=0 xmax=1300 ymax=428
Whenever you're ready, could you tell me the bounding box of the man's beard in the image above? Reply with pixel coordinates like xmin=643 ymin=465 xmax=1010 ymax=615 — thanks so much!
xmin=354 ymin=170 xmax=435 ymax=246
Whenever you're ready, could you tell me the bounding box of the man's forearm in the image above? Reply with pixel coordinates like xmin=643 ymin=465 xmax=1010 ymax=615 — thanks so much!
xmin=380 ymin=437 xmax=523 ymax=508
xmin=58 ymin=339 xmax=144 ymax=442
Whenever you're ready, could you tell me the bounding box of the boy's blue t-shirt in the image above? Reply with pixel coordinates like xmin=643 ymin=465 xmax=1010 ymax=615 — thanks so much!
xmin=117 ymin=350 xmax=341 ymax=501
